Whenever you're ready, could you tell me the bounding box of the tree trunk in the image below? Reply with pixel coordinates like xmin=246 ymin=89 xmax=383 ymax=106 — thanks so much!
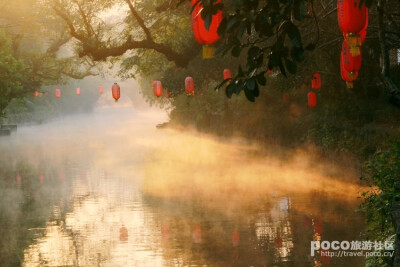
xmin=392 ymin=197 xmax=400 ymax=266
xmin=377 ymin=0 xmax=400 ymax=109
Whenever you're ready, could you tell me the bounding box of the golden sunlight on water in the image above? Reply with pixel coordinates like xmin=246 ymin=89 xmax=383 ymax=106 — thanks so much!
xmin=0 ymin=107 xmax=365 ymax=266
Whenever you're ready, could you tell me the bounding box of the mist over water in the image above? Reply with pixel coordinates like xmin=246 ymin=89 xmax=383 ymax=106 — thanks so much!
xmin=0 ymin=104 xmax=365 ymax=266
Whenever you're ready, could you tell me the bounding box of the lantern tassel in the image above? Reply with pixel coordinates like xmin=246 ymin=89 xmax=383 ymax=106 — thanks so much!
xmin=202 ymin=45 xmax=215 ymax=59
xmin=346 ymin=82 xmax=354 ymax=89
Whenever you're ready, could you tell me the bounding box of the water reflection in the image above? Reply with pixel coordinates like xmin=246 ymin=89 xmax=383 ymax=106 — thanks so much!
xmin=0 ymin=107 xmax=366 ymax=266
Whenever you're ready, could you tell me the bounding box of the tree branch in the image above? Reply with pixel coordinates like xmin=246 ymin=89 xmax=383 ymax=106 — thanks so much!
xmin=125 ymin=0 xmax=152 ymax=40
xmin=53 ymin=2 xmax=202 ymax=67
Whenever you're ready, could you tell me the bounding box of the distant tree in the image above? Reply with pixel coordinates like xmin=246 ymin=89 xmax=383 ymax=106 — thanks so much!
xmin=0 ymin=30 xmax=26 ymax=116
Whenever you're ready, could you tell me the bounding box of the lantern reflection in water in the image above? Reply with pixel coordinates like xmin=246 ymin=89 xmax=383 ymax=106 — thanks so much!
xmin=162 ymin=221 xmax=170 ymax=242
xmin=232 ymin=230 xmax=240 ymax=247
xmin=192 ymin=224 xmax=202 ymax=244
xmin=120 ymin=226 xmax=128 ymax=242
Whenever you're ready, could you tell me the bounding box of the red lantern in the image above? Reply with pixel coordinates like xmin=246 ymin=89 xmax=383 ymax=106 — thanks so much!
xmin=165 ymin=90 xmax=170 ymax=98
xmin=282 ymin=93 xmax=290 ymax=102
xmin=311 ymin=73 xmax=321 ymax=90
xmin=39 ymin=173 xmax=44 ymax=183
xmin=153 ymin=81 xmax=163 ymax=97
xmin=34 ymin=91 xmax=39 ymax=98
xmin=191 ymin=0 xmax=222 ymax=59
xmin=341 ymin=40 xmax=361 ymax=75
xmin=275 ymin=236 xmax=283 ymax=248
xmin=359 ymin=10 xmax=368 ymax=43
xmin=185 ymin=77 xmax=195 ymax=94
xmin=300 ymin=83 xmax=306 ymax=90
xmin=120 ymin=226 xmax=128 ymax=242
xmin=112 ymin=83 xmax=120 ymax=102
xmin=314 ymin=219 xmax=323 ymax=235
xmin=340 ymin=56 xmax=358 ymax=88
xmin=55 ymin=89 xmax=61 ymax=98
xmin=223 ymin=69 xmax=232 ymax=80
xmin=16 ymin=173 xmax=21 ymax=187
xmin=99 ymin=86 xmax=104 ymax=94
xmin=337 ymin=0 xmax=368 ymax=55
xmin=76 ymin=87 xmax=81 ymax=96
xmin=162 ymin=221 xmax=170 ymax=241
xmin=232 ymin=230 xmax=240 ymax=247
xmin=344 ymin=10 xmax=368 ymax=43
xmin=308 ymin=91 xmax=317 ymax=107
xmin=192 ymin=224 xmax=202 ymax=244
xmin=267 ymin=69 xmax=274 ymax=75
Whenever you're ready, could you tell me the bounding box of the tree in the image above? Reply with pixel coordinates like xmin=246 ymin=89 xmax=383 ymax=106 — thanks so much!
xmin=0 ymin=30 xmax=26 ymax=116
xmin=51 ymin=0 xmax=201 ymax=67
xmin=0 ymin=0 xmax=99 ymax=115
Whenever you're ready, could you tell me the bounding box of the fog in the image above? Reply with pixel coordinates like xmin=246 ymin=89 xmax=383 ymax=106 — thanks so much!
xmin=0 ymin=103 xmax=365 ymax=266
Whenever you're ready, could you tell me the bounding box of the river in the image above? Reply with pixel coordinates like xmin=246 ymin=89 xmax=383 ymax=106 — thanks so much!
xmin=0 ymin=107 xmax=365 ymax=266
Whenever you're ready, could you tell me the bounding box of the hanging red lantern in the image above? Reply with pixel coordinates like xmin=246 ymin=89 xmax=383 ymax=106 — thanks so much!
xmin=165 ymin=90 xmax=170 ymax=98
xmin=359 ymin=10 xmax=368 ymax=43
xmin=341 ymin=40 xmax=362 ymax=76
xmin=311 ymin=73 xmax=321 ymax=90
xmin=16 ymin=173 xmax=21 ymax=187
xmin=340 ymin=56 xmax=358 ymax=88
xmin=337 ymin=0 xmax=368 ymax=55
xmin=99 ymin=86 xmax=104 ymax=94
xmin=308 ymin=91 xmax=317 ymax=107
xmin=112 ymin=83 xmax=120 ymax=102
xmin=39 ymin=173 xmax=44 ymax=183
xmin=267 ymin=69 xmax=274 ymax=75
xmin=76 ymin=87 xmax=81 ymax=96
xmin=34 ymin=91 xmax=39 ymax=98
xmin=300 ymin=83 xmax=306 ymax=90
xmin=153 ymin=81 xmax=163 ymax=97
xmin=223 ymin=69 xmax=232 ymax=80
xmin=185 ymin=77 xmax=195 ymax=94
xmin=55 ymin=89 xmax=61 ymax=98
xmin=191 ymin=0 xmax=222 ymax=59
xmin=344 ymin=10 xmax=368 ymax=43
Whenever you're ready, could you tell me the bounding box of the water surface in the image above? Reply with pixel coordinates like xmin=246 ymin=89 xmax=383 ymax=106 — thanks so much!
xmin=0 ymin=107 xmax=365 ymax=266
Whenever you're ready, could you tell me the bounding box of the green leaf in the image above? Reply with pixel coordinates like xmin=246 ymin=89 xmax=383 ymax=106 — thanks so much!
xmin=278 ymin=56 xmax=287 ymax=77
xmin=226 ymin=16 xmax=239 ymax=31
xmin=244 ymin=87 xmax=255 ymax=102
xmin=284 ymin=58 xmax=297 ymax=74
xmin=236 ymin=80 xmax=244 ymax=95
xmin=286 ymin=21 xmax=302 ymax=48
xmin=226 ymin=82 xmax=236 ymax=98
xmin=256 ymin=73 xmax=266 ymax=86
xmin=217 ymin=18 xmax=228 ymax=36
xmin=237 ymin=23 xmax=246 ymax=39
xmin=246 ymin=77 xmax=256 ymax=90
